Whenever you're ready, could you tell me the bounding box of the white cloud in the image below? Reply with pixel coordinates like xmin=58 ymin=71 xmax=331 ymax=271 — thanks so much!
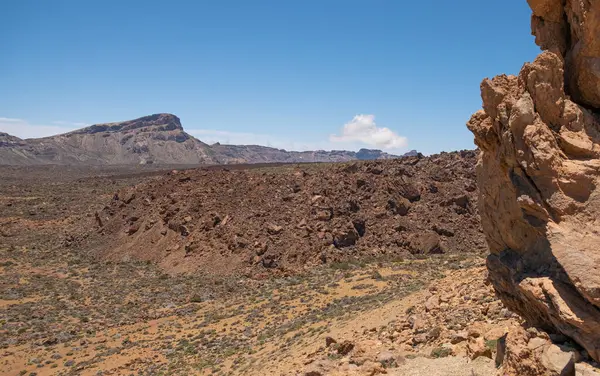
xmin=0 ymin=118 xmax=80 ymax=139
xmin=189 ymin=115 xmax=408 ymax=152
xmin=330 ymin=114 xmax=408 ymax=149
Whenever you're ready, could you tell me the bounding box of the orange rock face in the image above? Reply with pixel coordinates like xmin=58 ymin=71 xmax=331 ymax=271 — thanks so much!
xmin=529 ymin=0 xmax=600 ymax=108
xmin=468 ymin=1 xmax=600 ymax=363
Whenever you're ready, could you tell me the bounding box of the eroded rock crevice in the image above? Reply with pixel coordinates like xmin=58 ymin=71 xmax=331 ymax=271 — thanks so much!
xmin=468 ymin=0 xmax=600 ymax=365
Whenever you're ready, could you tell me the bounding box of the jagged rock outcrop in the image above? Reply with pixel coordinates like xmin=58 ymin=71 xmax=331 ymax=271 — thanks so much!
xmin=499 ymin=326 xmax=580 ymax=376
xmin=528 ymin=0 xmax=600 ymax=108
xmin=467 ymin=0 xmax=600 ymax=363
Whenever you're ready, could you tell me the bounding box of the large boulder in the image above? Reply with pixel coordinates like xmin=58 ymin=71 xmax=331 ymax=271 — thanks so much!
xmin=467 ymin=1 xmax=600 ymax=362
xmin=499 ymin=326 xmax=576 ymax=376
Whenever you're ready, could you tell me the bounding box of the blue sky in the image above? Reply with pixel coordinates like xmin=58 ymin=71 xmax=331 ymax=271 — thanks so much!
xmin=0 ymin=0 xmax=539 ymax=154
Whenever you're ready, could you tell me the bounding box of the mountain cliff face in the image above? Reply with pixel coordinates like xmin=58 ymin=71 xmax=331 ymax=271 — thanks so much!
xmin=0 ymin=114 xmax=409 ymax=165
xmin=0 ymin=114 xmax=217 ymax=165
xmin=467 ymin=0 xmax=600 ymax=364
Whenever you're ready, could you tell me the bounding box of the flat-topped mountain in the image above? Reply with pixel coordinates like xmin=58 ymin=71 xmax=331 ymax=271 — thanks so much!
xmin=0 ymin=114 xmax=217 ymax=165
xmin=0 ymin=113 xmax=411 ymax=165
xmin=68 ymin=113 xmax=184 ymax=135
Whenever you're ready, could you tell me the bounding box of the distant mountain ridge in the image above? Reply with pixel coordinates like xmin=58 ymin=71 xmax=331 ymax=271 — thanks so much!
xmin=0 ymin=113 xmax=417 ymax=165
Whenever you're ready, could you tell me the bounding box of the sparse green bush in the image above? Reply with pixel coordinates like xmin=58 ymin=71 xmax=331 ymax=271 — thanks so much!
xmin=330 ymin=262 xmax=352 ymax=270
xmin=430 ymin=346 xmax=452 ymax=358
xmin=485 ymin=339 xmax=498 ymax=351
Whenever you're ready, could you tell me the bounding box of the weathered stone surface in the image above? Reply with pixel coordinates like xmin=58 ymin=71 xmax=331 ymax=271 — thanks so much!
xmin=529 ymin=0 xmax=600 ymax=108
xmin=575 ymin=362 xmax=600 ymax=375
xmin=467 ymin=0 xmax=600 ymax=363
xmin=425 ymin=294 xmax=440 ymax=312
xmin=409 ymin=232 xmax=445 ymax=254
xmin=500 ymin=326 xmax=577 ymax=376
xmin=542 ymin=344 xmax=576 ymax=376
xmin=467 ymin=337 xmax=492 ymax=360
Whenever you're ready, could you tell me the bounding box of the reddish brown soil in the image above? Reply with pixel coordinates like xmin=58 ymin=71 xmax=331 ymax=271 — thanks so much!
xmin=0 ymin=151 xmax=503 ymax=376
xmin=89 ymin=151 xmax=485 ymax=276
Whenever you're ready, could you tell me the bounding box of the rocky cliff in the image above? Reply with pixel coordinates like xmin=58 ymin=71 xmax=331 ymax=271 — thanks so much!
xmin=0 ymin=114 xmax=218 ymax=165
xmin=467 ymin=0 xmax=600 ymax=363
